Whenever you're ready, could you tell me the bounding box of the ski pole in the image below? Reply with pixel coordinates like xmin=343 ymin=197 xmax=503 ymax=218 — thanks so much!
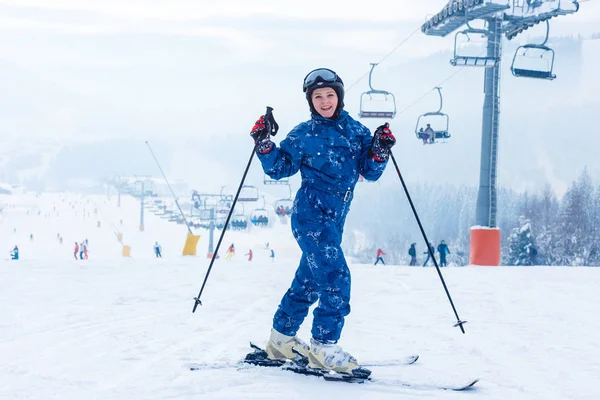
xmin=192 ymin=106 xmax=277 ymax=313
xmin=389 ymin=152 xmax=467 ymax=333
xmin=145 ymin=140 xmax=193 ymax=234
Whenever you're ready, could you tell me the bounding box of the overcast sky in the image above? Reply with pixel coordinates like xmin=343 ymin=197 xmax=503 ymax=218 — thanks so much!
xmin=0 ymin=0 xmax=598 ymax=142
xmin=0 ymin=0 xmax=598 ymax=195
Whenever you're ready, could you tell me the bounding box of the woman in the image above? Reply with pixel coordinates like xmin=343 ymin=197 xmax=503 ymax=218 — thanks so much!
xmin=250 ymin=68 xmax=396 ymax=375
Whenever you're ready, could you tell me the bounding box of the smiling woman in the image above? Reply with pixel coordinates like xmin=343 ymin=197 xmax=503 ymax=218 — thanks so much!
xmin=246 ymin=67 xmax=396 ymax=377
xmin=310 ymin=88 xmax=339 ymax=119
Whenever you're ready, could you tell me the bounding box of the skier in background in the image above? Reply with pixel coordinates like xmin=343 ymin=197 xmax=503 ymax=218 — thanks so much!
xmin=225 ymin=243 xmax=235 ymax=260
xmin=74 ymin=242 xmax=80 ymax=260
xmin=374 ymin=248 xmax=385 ymax=265
xmin=245 ymin=249 xmax=253 ymax=262
xmin=79 ymin=242 xmax=85 ymax=260
xmin=423 ymin=242 xmax=435 ymax=267
xmin=10 ymin=245 xmax=19 ymax=260
xmin=82 ymin=241 xmax=89 ymax=260
xmin=437 ymin=240 xmax=450 ymax=267
xmin=408 ymin=243 xmax=417 ymax=266
xmin=269 ymin=249 xmax=275 ymax=262
xmin=154 ymin=242 xmax=162 ymax=258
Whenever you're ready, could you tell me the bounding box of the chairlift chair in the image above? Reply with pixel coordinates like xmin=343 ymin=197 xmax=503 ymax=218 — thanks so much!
xmin=358 ymin=63 xmax=397 ymax=119
xmin=274 ymin=184 xmax=294 ymax=216
xmin=274 ymin=199 xmax=293 ymax=215
xmin=450 ymin=28 xmax=498 ymax=68
xmin=238 ymin=185 xmax=260 ymax=202
xmin=231 ymin=203 xmax=248 ymax=229
xmin=510 ymin=21 xmax=556 ymax=80
xmin=263 ymin=174 xmax=289 ymax=185
xmin=250 ymin=208 xmax=270 ymax=227
xmin=250 ymin=196 xmax=270 ymax=227
xmin=215 ymin=199 xmax=231 ymax=215
xmin=415 ymin=87 xmax=451 ymax=144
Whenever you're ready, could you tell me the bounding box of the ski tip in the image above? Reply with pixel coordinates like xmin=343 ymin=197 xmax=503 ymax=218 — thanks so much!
xmin=453 ymin=378 xmax=479 ymax=391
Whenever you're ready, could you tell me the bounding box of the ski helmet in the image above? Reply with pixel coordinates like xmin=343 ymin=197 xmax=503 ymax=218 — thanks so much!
xmin=302 ymin=68 xmax=344 ymax=118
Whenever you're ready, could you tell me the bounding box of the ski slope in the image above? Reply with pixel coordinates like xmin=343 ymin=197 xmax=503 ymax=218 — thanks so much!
xmin=1 ymin=192 xmax=599 ymax=400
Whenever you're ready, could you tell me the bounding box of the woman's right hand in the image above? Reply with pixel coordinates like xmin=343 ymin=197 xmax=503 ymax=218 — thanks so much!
xmin=250 ymin=107 xmax=278 ymax=154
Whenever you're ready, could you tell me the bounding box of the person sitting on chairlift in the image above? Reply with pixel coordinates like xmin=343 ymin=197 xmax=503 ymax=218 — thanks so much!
xmin=417 ymin=127 xmax=428 ymax=145
xmin=424 ymin=124 xmax=435 ymax=144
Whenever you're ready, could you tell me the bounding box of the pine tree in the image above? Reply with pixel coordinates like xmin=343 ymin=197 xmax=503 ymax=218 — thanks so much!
xmin=507 ymin=216 xmax=536 ymax=266
xmin=556 ymin=168 xmax=594 ymax=265
xmin=586 ymin=184 xmax=600 ymax=265
xmin=533 ymin=185 xmax=560 ymax=265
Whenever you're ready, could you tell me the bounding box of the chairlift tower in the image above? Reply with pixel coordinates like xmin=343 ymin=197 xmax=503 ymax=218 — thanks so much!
xmin=134 ymin=175 xmax=153 ymax=232
xmin=421 ymin=0 xmax=579 ymax=265
xmin=191 ymin=190 xmax=233 ymax=257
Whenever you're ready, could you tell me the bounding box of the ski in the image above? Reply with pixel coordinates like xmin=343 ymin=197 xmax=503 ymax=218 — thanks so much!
xmin=189 ymin=343 xmax=478 ymax=391
xmin=284 ymin=362 xmax=479 ymax=390
xmin=188 ymin=342 xmax=418 ymax=371
xmin=363 ymin=354 xmax=419 ymax=367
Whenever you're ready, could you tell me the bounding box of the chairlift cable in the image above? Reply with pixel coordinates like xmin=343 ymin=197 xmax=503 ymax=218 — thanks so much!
xmin=396 ymin=48 xmax=487 ymax=117
xmin=396 ymin=63 xmax=468 ymax=117
xmin=346 ymin=25 xmax=422 ymax=93
xmin=345 ymin=21 xmax=483 ymax=116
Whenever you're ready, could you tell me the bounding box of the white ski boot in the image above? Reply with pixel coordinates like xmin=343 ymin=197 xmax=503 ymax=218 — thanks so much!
xmin=308 ymin=338 xmax=360 ymax=374
xmin=265 ymin=328 xmax=310 ymax=361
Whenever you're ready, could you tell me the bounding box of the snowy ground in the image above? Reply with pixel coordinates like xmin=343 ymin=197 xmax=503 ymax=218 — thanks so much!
xmin=1 ymin=192 xmax=599 ymax=400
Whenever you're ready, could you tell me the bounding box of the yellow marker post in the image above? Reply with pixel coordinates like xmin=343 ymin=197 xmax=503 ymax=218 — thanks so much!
xmin=182 ymin=233 xmax=200 ymax=256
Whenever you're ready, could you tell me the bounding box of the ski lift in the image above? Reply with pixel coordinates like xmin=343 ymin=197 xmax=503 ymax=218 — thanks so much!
xmin=230 ymin=203 xmax=248 ymax=230
xmin=263 ymin=174 xmax=289 ymax=185
xmin=450 ymin=27 xmax=497 ymax=68
xmin=415 ymin=87 xmax=451 ymax=144
xmin=274 ymin=184 xmax=294 ymax=217
xmin=238 ymin=185 xmax=259 ymax=202
xmin=250 ymin=209 xmax=269 ymax=226
xmin=511 ymin=21 xmax=556 ymax=80
xmin=358 ymin=63 xmax=396 ymax=119
xmin=215 ymin=199 xmax=231 ymax=215
xmin=251 ymin=196 xmax=270 ymax=227
xmin=197 ymin=209 xmax=212 ymax=223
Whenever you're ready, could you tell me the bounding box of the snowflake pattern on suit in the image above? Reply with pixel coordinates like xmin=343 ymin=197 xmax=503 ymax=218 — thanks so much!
xmin=257 ymin=110 xmax=389 ymax=342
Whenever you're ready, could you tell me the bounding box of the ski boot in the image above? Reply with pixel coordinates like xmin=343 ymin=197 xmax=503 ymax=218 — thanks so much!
xmin=308 ymin=338 xmax=371 ymax=378
xmin=265 ymin=328 xmax=310 ymax=362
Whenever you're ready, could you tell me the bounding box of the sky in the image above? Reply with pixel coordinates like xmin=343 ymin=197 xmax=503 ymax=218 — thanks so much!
xmin=1 ymin=0 xmax=599 ymax=195
xmin=0 ymin=0 xmax=597 ymax=138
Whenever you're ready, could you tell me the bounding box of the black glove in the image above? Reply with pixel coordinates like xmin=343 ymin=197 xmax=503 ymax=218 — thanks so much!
xmin=250 ymin=107 xmax=279 ymax=155
xmin=370 ymin=123 xmax=396 ymax=162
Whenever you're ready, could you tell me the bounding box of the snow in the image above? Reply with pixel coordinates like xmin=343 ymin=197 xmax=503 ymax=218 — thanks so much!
xmin=1 ymin=192 xmax=599 ymax=400
xmin=470 ymin=226 xmax=501 ymax=231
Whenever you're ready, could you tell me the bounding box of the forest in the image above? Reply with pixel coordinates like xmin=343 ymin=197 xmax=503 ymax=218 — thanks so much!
xmin=344 ymin=168 xmax=599 ymax=267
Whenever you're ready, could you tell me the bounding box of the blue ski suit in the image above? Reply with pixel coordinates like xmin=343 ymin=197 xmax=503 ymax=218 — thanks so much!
xmin=257 ymin=110 xmax=388 ymax=342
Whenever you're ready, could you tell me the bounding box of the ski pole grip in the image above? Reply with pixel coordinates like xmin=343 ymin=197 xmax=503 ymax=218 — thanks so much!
xmin=264 ymin=106 xmax=279 ymax=137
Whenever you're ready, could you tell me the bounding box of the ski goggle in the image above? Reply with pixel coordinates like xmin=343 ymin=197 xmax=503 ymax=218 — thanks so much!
xmin=303 ymin=68 xmax=338 ymax=93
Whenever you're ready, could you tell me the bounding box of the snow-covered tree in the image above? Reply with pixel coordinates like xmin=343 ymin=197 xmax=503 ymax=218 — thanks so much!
xmin=507 ymin=216 xmax=537 ymax=266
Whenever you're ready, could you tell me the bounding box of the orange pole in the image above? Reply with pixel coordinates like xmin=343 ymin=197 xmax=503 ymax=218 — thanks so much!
xmin=470 ymin=227 xmax=501 ymax=266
